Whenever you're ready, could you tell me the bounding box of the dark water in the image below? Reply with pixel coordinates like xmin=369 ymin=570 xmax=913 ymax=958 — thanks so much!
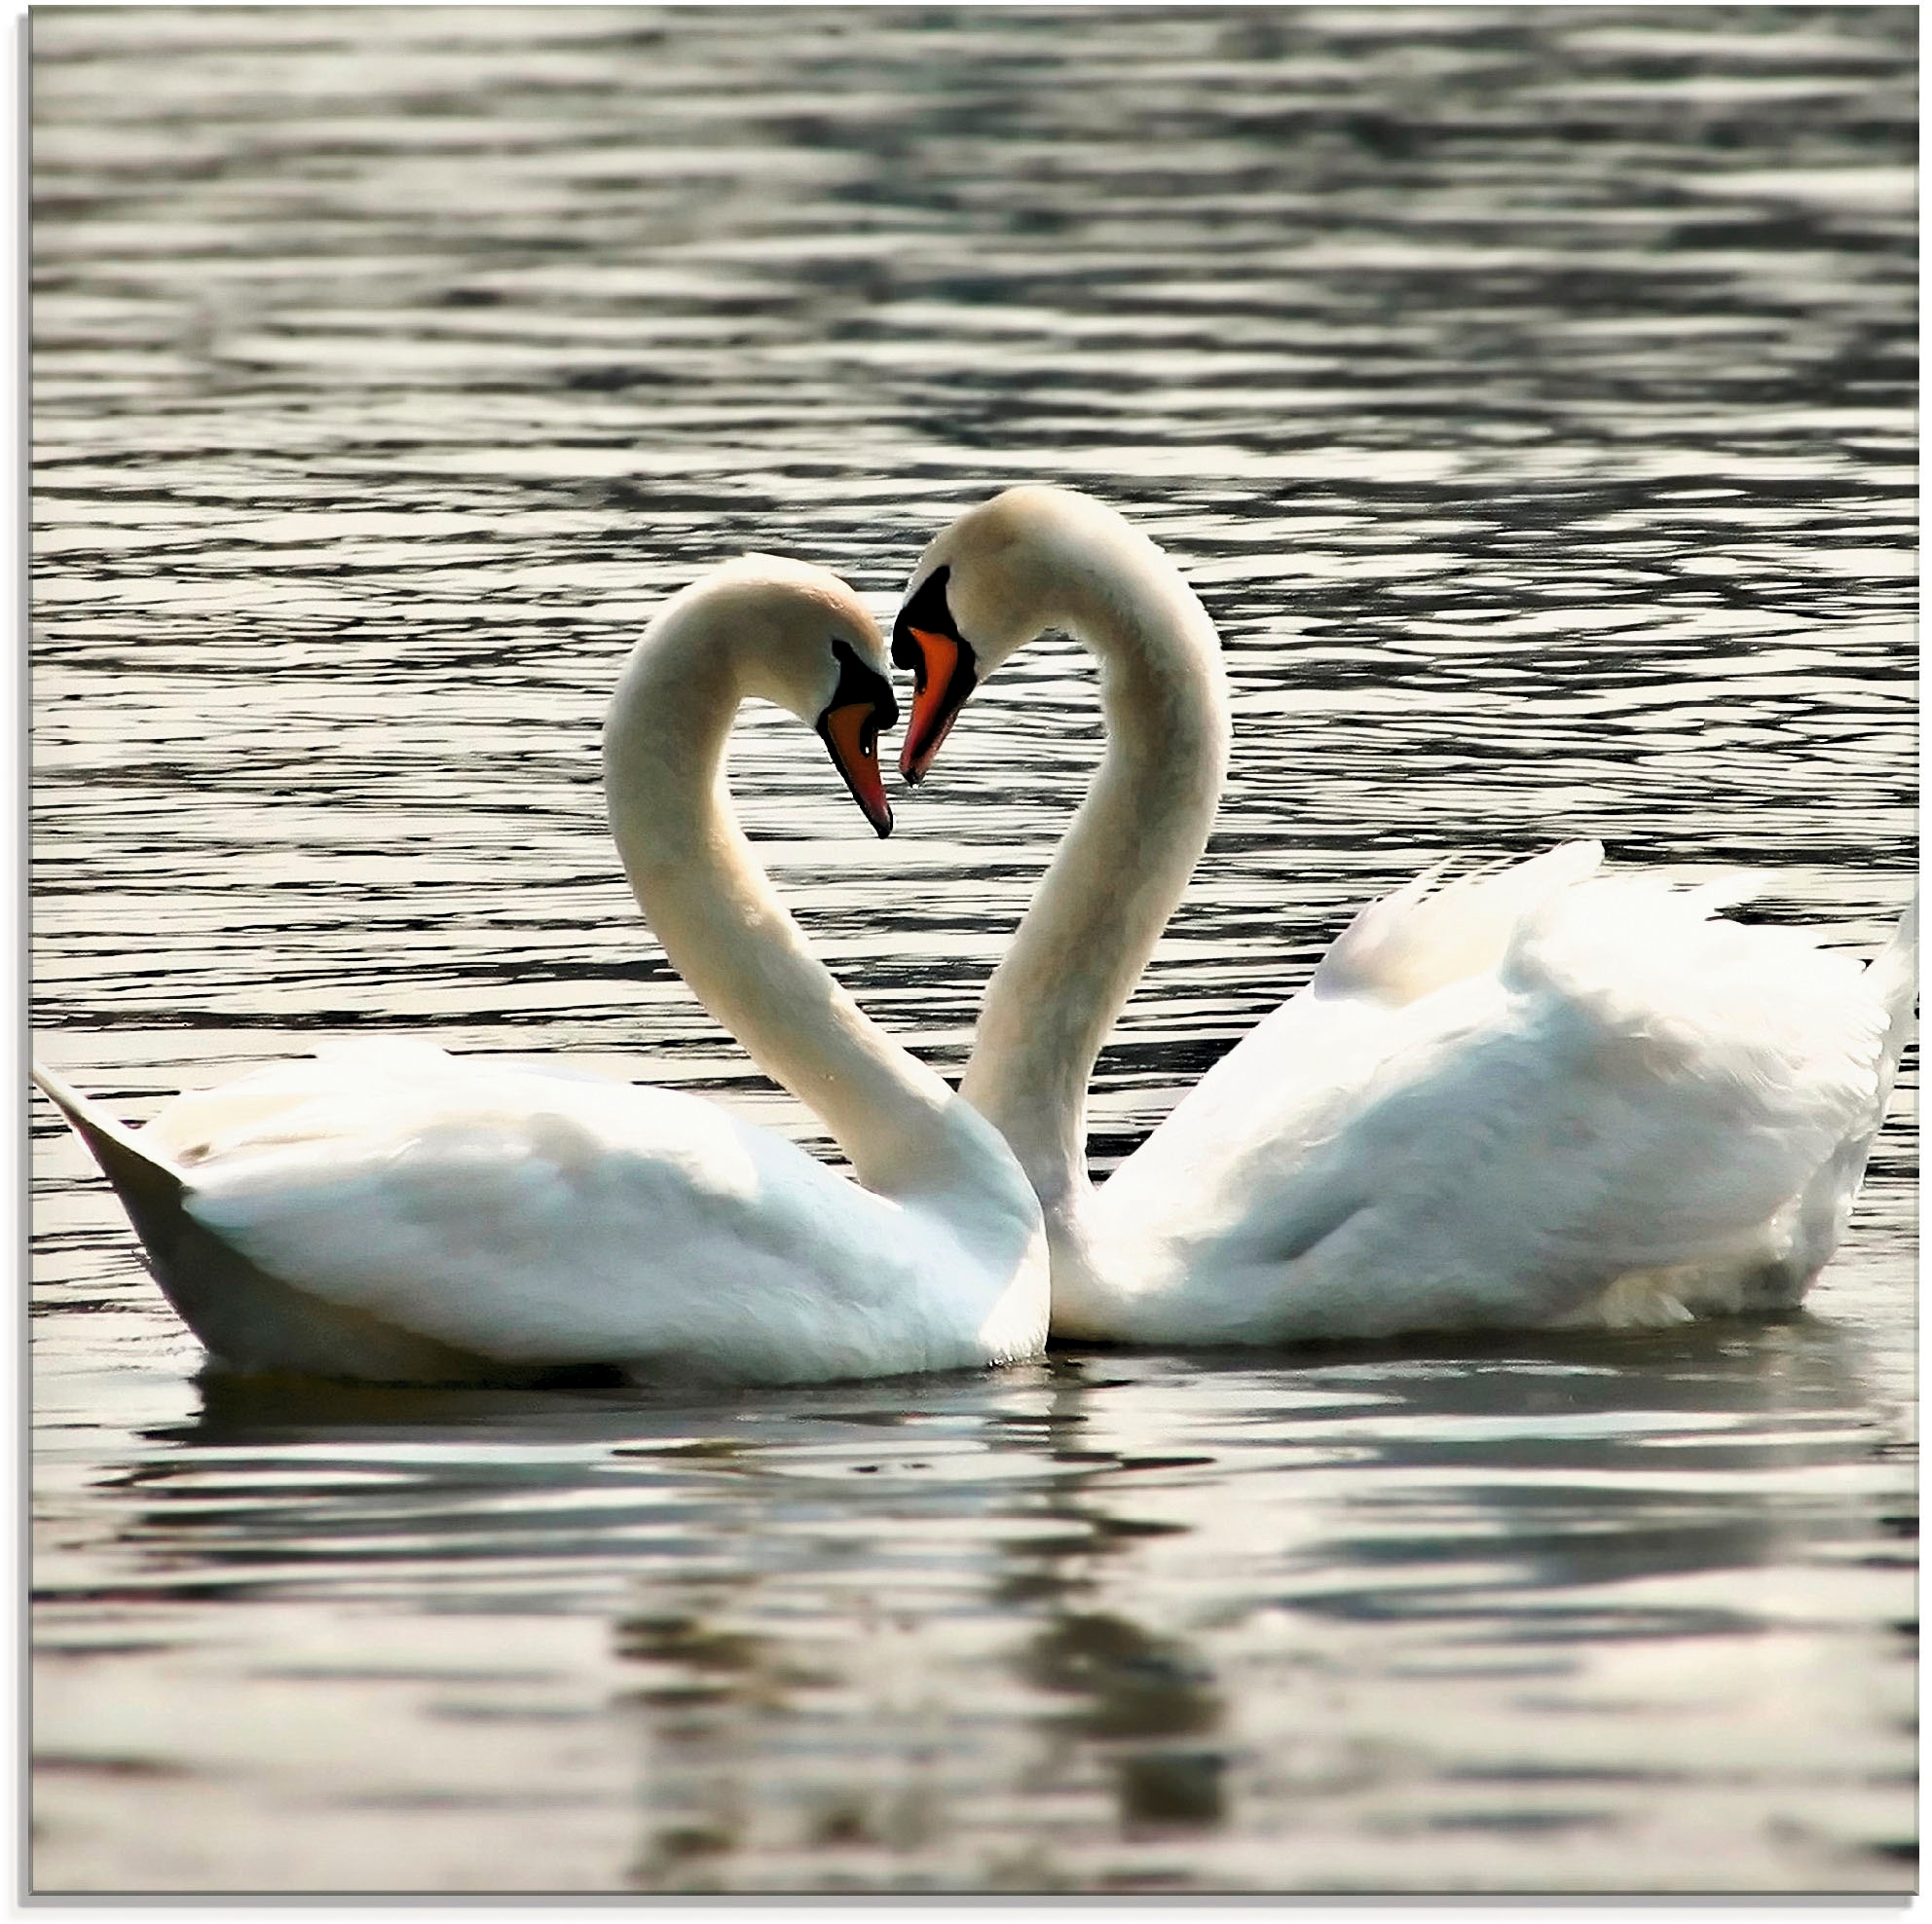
xmin=30 ymin=5 xmax=1915 ymax=1894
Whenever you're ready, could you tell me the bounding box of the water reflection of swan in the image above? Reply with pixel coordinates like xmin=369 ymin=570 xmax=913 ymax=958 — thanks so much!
xmin=62 ymin=1321 xmax=1897 ymax=1888
xmin=34 ymin=559 xmax=1047 ymax=1387
xmin=892 ymin=486 xmax=1916 ymax=1346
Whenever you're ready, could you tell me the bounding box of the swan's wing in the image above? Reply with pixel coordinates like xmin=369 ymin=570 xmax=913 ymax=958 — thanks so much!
xmin=143 ymin=1043 xmax=627 ymax=1166
xmin=1096 ymin=875 xmax=1899 ymax=1341
xmin=1311 ymin=839 xmax=1607 ymax=1006
xmin=144 ymin=1042 xmax=467 ymax=1164
xmin=1106 ymin=841 xmax=1609 ymax=1199
xmin=181 ymin=1069 xmax=958 ymax=1382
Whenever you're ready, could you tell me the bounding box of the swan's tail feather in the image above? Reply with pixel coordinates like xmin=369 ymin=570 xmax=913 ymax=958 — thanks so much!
xmin=1867 ymin=893 xmax=1918 ymax=1102
xmin=1766 ymin=893 xmax=1920 ymax=1292
xmin=31 ymin=1063 xmax=510 ymax=1383
xmin=32 ymin=1064 xmax=191 ymax=1262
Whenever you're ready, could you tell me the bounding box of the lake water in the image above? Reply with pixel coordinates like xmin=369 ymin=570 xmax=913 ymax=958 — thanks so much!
xmin=29 ymin=4 xmax=1915 ymax=1896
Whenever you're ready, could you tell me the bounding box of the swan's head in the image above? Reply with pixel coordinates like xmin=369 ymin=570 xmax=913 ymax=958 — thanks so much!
xmin=892 ymin=485 xmax=1135 ymax=784
xmin=657 ymin=555 xmax=900 ymax=836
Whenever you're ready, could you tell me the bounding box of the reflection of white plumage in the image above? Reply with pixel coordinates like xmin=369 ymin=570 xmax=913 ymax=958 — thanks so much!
xmin=34 ymin=558 xmax=1048 ymax=1386
xmin=893 ymin=485 xmax=1915 ymax=1344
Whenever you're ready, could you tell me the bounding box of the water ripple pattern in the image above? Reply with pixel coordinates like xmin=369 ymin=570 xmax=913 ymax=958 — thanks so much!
xmin=31 ymin=6 xmax=1914 ymax=1895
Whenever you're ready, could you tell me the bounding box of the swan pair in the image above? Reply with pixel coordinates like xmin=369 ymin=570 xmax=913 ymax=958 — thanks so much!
xmin=36 ymin=490 xmax=1915 ymax=1385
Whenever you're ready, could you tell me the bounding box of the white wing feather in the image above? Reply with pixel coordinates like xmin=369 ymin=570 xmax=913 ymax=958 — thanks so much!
xmin=1312 ymin=838 xmax=1606 ymax=1005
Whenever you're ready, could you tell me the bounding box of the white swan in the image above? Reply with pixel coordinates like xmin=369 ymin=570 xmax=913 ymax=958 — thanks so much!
xmin=891 ymin=484 xmax=1916 ymax=1344
xmin=34 ymin=556 xmax=1048 ymax=1386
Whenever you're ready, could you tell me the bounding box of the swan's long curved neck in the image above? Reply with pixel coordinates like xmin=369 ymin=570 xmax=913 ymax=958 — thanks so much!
xmin=959 ymin=542 xmax=1229 ymax=1224
xmin=605 ymin=629 xmax=954 ymax=1199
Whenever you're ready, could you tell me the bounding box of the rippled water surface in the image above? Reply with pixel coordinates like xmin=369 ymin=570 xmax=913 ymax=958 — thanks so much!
xmin=30 ymin=5 xmax=1915 ymax=1895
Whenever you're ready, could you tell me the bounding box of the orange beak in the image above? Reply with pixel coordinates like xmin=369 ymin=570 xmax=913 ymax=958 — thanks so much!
xmin=818 ymin=700 xmax=894 ymax=838
xmin=896 ymin=625 xmax=979 ymax=785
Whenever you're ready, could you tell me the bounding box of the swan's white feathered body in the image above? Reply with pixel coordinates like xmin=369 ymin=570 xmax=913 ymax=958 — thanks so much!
xmin=893 ymin=486 xmax=1915 ymax=1348
xmin=1079 ymin=843 xmax=1913 ymax=1343
xmin=37 ymin=560 xmax=1049 ymax=1386
xmin=122 ymin=1042 xmax=1038 ymax=1382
